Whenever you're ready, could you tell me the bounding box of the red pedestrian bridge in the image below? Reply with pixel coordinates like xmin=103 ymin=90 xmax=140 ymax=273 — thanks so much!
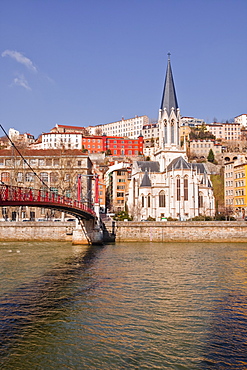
xmin=0 ymin=184 xmax=96 ymax=220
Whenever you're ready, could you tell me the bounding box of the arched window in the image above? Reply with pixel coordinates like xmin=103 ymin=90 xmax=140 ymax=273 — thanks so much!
xmin=1 ymin=172 xmax=10 ymax=183
xmin=176 ymin=177 xmax=180 ymax=201
xmin=25 ymin=172 xmax=34 ymax=182
xmin=141 ymin=194 xmax=145 ymax=207
xmin=50 ymin=172 xmax=59 ymax=183
xmin=40 ymin=172 xmax=48 ymax=182
xmin=199 ymin=192 xmax=203 ymax=208
xmin=159 ymin=191 xmax=166 ymax=207
xmin=147 ymin=194 xmax=151 ymax=208
xmin=184 ymin=177 xmax=188 ymax=201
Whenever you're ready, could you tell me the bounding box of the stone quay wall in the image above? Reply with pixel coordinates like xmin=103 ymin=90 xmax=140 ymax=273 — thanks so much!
xmin=1 ymin=221 xmax=247 ymax=243
xmin=0 ymin=221 xmax=74 ymax=242
xmin=115 ymin=221 xmax=247 ymax=243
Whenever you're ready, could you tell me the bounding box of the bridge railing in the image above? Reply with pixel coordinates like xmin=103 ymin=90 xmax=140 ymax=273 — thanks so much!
xmin=0 ymin=184 xmax=95 ymax=216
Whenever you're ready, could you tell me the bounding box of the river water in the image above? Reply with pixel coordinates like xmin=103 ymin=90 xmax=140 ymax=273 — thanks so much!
xmin=0 ymin=241 xmax=247 ymax=369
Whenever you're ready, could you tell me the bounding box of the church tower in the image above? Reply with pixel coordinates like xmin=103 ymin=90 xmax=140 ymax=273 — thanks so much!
xmin=155 ymin=54 xmax=186 ymax=171
xmin=158 ymin=53 xmax=180 ymax=148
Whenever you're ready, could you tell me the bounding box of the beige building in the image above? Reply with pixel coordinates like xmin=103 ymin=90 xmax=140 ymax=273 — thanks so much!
xmin=224 ymin=161 xmax=234 ymax=208
xmin=89 ymin=115 xmax=149 ymax=139
xmin=206 ymin=122 xmax=241 ymax=141
xmin=0 ymin=149 xmax=93 ymax=221
xmin=190 ymin=140 xmax=222 ymax=159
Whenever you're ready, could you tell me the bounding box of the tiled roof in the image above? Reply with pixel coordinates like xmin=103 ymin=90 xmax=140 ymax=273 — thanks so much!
xmin=140 ymin=171 xmax=152 ymax=187
xmin=137 ymin=161 xmax=160 ymax=172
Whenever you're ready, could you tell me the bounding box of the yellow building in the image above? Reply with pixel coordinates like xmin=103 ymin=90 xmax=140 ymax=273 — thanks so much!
xmin=233 ymin=161 xmax=247 ymax=218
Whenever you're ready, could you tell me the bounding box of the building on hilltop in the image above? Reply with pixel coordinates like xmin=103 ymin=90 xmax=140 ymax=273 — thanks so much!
xmin=88 ymin=115 xmax=149 ymax=139
xmin=127 ymin=55 xmax=215 ymax=221
xmin=235 ymin=114 xmax=247 ymax=127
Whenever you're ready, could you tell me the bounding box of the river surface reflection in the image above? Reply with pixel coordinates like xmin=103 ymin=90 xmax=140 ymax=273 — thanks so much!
xmin=0 ymin=241 xmax=247 ymax=369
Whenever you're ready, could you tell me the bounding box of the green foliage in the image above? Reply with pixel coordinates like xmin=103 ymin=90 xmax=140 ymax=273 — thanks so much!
xmin=210 ymin=172 xmax=224 ymax=213
xmin=105 ymin=149 xmax=112 ymax=155
xmin=207 ymin=149 xmax=215 ymax=163
xmin=114 ymin=210 xmax=133 ymax=221
xmin=190 ymin=125 xmax=215 ymax=140
xmin=146 ymin=216 xmax=155 ymax=221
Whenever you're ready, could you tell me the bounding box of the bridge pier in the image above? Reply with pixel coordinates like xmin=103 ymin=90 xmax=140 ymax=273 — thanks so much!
xmin=72 ymin=219 xmax=103 ymax=245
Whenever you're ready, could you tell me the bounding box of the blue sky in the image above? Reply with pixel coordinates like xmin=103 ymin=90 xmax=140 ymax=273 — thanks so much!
xmin=1 ymin=0 xmax=246 ymax=138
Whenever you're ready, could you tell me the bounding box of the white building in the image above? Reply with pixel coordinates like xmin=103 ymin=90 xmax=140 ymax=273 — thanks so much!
xmin=127 ymin=55 xmax=215 ymax=221
xmin=235 ymin=114 xmax=247 ymax=127
xmin=41 ymin=132 xmax=83 ymax=150
xmin=88 ymin=115 xmax=149 ymax=139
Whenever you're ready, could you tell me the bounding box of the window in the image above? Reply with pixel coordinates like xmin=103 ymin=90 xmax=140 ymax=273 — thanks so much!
xmin=159 ymin=191 xmax=166 ymax=207
xmin=78 ymin=161 xmax=81 ymax=166
xmin=25 ymin=172 xmax=34 ymax=182
xmin=184 ymin=178 xmax=188 ymax=201
xmin=40 ymin=172 xmax=48 ymax=182
xmin=17 ymin=172 xmax=23 ymax=182
xmin=53 ymin=159 xmax=59 ymax=166
xmin=147 ymin=194 xmax=151 ymax=208
xmin=176 ymin=178 xmax=180 ymax=201
xmin=1 ymin=172 xmax=10 ymax=183
xmin=30 ymin=159 xmax=37 ymax=166
xmin=50 ymin=172 xmax=58 ymax=183
xmin=39 ymin=159 xmax=45 ymax=166
xmin=142 ymin=195 xmax=145 ymax=207
xmin=199 ymin=192 xmax=203 ymax=208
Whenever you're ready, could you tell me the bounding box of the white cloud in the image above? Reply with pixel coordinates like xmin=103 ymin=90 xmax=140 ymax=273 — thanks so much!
xmin=2 ymin=49 xmax=37 ymax=72
xmin=12 ymin=74 xmax=31 ymax=90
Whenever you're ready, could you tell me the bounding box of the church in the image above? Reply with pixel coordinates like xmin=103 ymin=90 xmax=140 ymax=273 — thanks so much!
xmin=127 ymin=55 xmax=215 ymax=221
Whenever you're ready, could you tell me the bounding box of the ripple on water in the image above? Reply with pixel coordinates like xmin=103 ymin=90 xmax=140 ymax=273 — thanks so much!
xmin=0 ymin=242 xmax=247 ymax=369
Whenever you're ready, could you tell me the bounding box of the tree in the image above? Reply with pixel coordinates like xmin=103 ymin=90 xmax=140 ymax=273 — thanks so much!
xmin=207 ymin=149 xmax=215 ymax=163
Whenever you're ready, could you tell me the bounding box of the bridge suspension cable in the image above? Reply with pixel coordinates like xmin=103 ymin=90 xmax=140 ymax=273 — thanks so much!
xmin=0 ymin=124 xmax=50 ymax=190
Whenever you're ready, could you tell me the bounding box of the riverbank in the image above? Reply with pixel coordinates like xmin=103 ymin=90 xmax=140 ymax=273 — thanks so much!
xmin=1 ymin=220 xmax=247 ymax=243
xmin=114 ymin=221 xmax=247 ymax=243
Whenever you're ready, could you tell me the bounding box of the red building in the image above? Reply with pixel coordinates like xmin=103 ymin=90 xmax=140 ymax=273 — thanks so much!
xmin=82 ymin=135 xmax=143 ymax=156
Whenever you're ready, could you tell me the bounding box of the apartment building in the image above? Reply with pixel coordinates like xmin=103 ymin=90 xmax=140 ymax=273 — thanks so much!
xmin=224 ymin=161 xmax=234 ymax=208
xmin=42 ymin=132 xmax=83 ymax=150
xmin=233 ymin=161 xmax=247 ymax=217
xmin=206 ymin=122 xmax=241 ymax=141
xmin=190 ymin=139 xmax=222 ymax=158
xmin=235 ymin=114 xmax=247 ymax=127
xmin=105 ymin=162 xmax=132 ymax=213
xmin=0 ymin=149 xmax=93 ymax=221
xmin=142 ymin=122 xmax=159 ymax=140
xmin=88 ymin=115 xmax=149 ymax=139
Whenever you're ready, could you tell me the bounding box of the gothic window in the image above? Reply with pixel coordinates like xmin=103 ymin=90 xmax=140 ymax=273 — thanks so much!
xmin=159 ymin=191 xmax=166 ymax=207
xmin=199 ymin=192 xmax=203 ymax=208
xmin=163 ymin=119 xmax=167 ymax=144
xmin=184 ymin=177 xmax=188 ymax=201
xmin=141 ymin=194 xmax=144 ymax=207
xmin=176 ymin=177 xmax=180 ymax=201
xmin=147 ymin=194 xmax=151 ymax=208
xmin=171 ymin=119 xmax=175 ymax=144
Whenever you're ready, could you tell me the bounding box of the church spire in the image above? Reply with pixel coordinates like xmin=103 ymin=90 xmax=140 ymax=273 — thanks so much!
xmin=160 ymin=53 xmax=178 ymax=115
